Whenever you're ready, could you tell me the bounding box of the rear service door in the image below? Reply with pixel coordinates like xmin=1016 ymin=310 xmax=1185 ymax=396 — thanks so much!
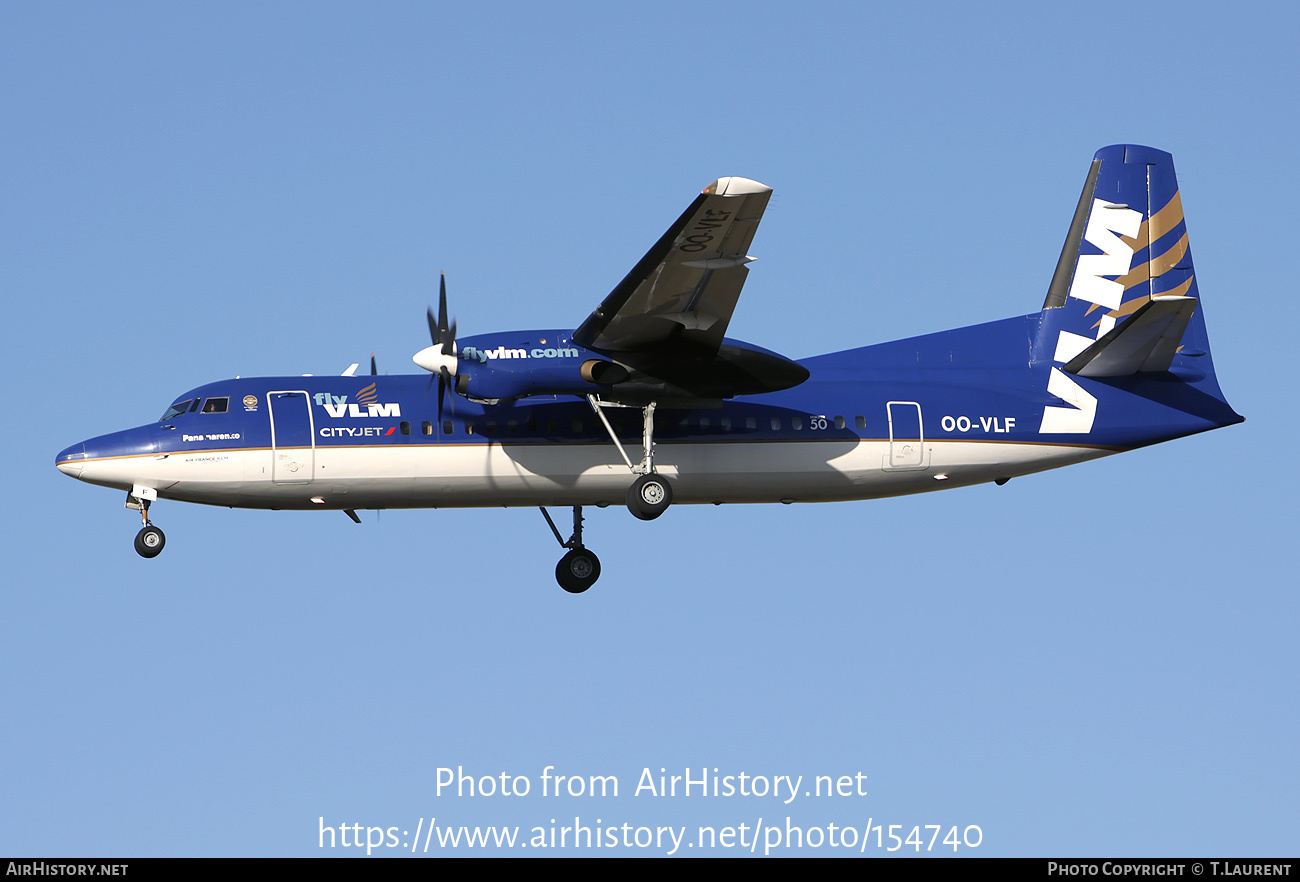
xmin=886 ymin=400 xmax=925 ymax=469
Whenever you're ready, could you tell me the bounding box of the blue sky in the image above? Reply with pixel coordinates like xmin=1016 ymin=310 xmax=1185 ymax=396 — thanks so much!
xmin=3 ymin=2 xmax=1295 ymax=857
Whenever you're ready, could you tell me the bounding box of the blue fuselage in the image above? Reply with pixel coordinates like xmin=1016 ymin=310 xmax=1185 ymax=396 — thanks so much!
xmin=54 ymin=316 xmax=1240 ymax=512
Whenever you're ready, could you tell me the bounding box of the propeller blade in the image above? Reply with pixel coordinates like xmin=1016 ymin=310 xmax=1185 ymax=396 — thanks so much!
xmin=438 ymin=273 xmax=449 ymax=345
xmin=414 ymin=272 xmax=459 ymax=382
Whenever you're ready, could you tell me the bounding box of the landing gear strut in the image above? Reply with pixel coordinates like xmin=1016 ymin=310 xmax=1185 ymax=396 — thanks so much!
xmin=541 ymin=506 xmax=600 ymax=593
xmin=127 ymin=488 xmax=165 ymax=559
xmin=588 ymin=396 xmax=672 ymax=521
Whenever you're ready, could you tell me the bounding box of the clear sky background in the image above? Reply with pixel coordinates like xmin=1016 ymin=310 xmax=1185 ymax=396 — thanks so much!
xmin=3 ymin=2 xmax=1295 ymax=857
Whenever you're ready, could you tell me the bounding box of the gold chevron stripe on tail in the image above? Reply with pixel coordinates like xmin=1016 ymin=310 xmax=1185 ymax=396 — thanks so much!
xmin=1085 ymin=191 xmax=1187 ymax=316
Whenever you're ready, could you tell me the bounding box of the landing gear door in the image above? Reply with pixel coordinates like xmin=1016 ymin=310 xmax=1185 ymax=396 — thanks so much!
xmin=268 ymin=391 xmax=315 ymax=484
xmin=886 ymin=401 xmax=927 ymax=470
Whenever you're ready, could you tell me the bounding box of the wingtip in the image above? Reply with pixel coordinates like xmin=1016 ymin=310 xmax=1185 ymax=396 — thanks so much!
xmin=703 ymin=176 xmax=772 ymax=196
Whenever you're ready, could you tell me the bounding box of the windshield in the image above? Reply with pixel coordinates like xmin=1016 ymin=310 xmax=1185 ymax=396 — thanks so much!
xmin=160 ymin=400 xmax=192 ymax=421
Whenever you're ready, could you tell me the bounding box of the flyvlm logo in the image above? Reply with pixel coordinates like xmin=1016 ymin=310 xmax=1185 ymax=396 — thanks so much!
xmin=313 ymin=384 xmax=401 ymax=418
xmin=461 ymin=344 xmax=580 ymax=364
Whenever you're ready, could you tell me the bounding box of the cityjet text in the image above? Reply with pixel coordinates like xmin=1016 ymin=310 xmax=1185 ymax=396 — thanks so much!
xmin=319 ymin=427 xmax=389 ymax=438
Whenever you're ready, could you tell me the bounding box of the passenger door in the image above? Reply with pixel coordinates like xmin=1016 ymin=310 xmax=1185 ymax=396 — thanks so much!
xmin=268 ymin=391 xmax=315 ymax=483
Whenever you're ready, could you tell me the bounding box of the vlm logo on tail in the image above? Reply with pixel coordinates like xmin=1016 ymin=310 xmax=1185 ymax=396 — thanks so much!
xmin=1041 ymin=200 xmax=1139 ymax=434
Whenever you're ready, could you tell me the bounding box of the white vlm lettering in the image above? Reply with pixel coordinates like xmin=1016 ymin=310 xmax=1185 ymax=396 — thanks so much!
xmin=325 ymin=402 xmax=402 ymax=418
xmin=1067 ymin=199 xmax=1142 ymax=312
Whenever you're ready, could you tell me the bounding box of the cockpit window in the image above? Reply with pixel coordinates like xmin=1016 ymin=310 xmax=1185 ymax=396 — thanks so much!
xmin=188 ymin=398 xmax=202 ymax=413
xmin=160 ymin=400 xmax=193 ymax=421
xmin=201 ymin=397 xmax=229 ymax=414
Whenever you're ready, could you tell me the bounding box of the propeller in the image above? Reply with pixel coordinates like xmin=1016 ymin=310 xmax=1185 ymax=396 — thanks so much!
xmin=412 ymin=273 xmax=459 ymax=420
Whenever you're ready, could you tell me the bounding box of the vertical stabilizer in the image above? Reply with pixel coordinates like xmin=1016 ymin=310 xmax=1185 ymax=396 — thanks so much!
xmin=1040 ymin=145 xmax=1203 ymax=354
xmin=1034 ymin=145 xmax=1238 ymax=436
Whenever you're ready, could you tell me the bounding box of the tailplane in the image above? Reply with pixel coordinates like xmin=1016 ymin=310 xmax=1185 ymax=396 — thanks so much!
xmin=1063 ymin=294 xmax=1197 ymax=377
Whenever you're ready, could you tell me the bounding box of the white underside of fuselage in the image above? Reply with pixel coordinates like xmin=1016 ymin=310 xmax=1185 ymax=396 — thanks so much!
xmin=66 ymin=439 xmax=1114 ymax=511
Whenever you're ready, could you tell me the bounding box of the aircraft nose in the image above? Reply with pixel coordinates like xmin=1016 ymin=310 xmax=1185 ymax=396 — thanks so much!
xmin=56 ymin=427 xmax=159 ymax=491
xmin=55 ymin=442 xmax=87 ymax=478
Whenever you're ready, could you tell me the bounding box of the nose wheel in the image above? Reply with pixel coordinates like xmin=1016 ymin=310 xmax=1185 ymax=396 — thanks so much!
xmin=134 ymin=525 xmax=166 ymax=558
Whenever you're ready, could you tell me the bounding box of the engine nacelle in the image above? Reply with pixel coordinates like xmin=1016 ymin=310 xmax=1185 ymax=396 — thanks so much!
xmin=456 ymin=358 xmax=628 ymax=401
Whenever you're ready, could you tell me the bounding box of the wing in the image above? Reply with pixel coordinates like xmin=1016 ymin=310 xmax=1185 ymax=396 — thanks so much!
xmin=572 ymin=177 xmax=773 ymax=355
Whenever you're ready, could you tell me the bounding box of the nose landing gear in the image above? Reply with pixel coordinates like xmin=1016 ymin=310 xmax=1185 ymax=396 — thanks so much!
xmin=127 ymin=487 xmax=165 ymax=558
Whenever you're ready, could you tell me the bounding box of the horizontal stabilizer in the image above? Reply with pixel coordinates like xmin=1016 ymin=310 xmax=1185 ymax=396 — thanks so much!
xmin=1064 ymin=296 xmax=1198 ymax=377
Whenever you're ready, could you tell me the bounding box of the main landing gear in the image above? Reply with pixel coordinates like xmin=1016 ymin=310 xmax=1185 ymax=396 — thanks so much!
xmin=539 ymin=398 xmax=671 ymax=593
xmin=627 ymin=473 xmax=672 ymax=520
xmin=541 ymin=506 xmax=600 ymax=593
xmin=588 ymin=396 xmax=673 ymax=521
xmin=126 ymin=487 xmax=165 ymax=558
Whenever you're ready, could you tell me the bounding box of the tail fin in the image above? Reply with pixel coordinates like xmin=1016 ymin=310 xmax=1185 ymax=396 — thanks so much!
xmin=1040 ymin=144 xmax=1206 ymax=362
xmin=1035 ymin=145 xmax=1241 ymax=434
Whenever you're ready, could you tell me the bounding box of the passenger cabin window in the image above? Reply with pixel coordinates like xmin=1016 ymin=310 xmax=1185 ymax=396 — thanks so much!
xmin=422 ymin=421 xmax=433 ymax=435
xmin=834 ymin=415 xmax=845 ymax=430
xmin=400 ymin=421 xmax=411 ymax=435
xmin=770 ymin=416 xmax=781 ymax=430
xmin=201 ymin=397 xmax=229 ymax=414
xmin=443 ymin=420 xmax=453 ymax=435
xmin=856 ymin=415 xmax=866 ymax=430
